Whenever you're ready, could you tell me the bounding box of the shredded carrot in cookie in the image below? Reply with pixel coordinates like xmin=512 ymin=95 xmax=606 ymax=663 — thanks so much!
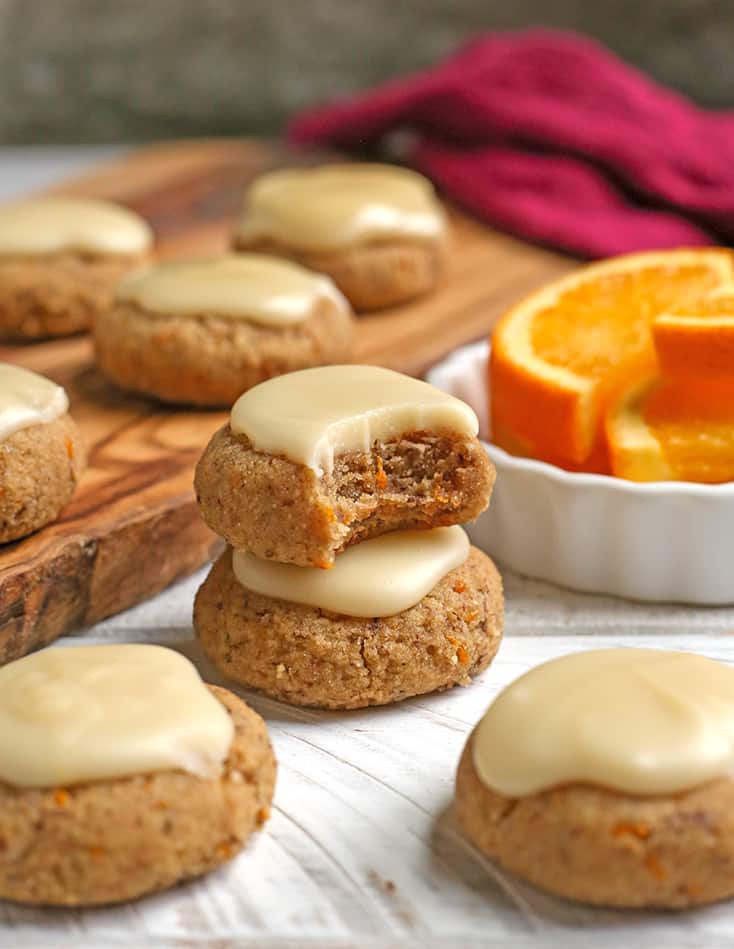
xmin=680 ymin=882 xmax=702 ymax=897
xmin=53 ymin=788 xmax=70 ymax=807
xmin=446 ymin=634 xmax=470 ymax=665
xmin=64 ymin=436 xmax=74 ymax=459
xmin=463 ymin=610 xmax=480 ymax=623
xmin=644 ymin=853 xmax=667 ymax=880
xmin=375 ymin=456 xmax=388 ymax=490
xmin=452 ymin=580 xmax=467 ymax=594
xmin=612 ymin=821 xmax=651 ymax=840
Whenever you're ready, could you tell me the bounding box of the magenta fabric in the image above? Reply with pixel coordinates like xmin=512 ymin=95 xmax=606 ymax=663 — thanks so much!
xmin=288 ymin=30 xmax=734 ymax=257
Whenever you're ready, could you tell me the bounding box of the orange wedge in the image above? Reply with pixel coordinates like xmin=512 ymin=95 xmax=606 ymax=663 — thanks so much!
xmin=492 ymin=417 xmax=611 ymax=474
xmin=654 ymin=287 xmax=734 ymax=377
xmin=606 ymin=375 xmax=734 ymax=483
xmin=490 ymin=249 xmax=734 ymax=467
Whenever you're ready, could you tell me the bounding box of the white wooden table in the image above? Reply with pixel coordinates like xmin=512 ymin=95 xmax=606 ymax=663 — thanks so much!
xmin=2 ymin=564 xmax=733 ymax=949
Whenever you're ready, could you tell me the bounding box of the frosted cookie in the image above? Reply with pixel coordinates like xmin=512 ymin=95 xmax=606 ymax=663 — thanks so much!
xmin=0 ymin=197 xmax=152 ymax=339
xmin=195 ymin=364 xmax=495 ymax=568
xmin=94 ymin=253 xmax=354 ymax=406
xmin=0 ymin=363 xmax=85 ymax=543
xmin=456 ymin=648 xmax=734 ymax=908
xmin=0 ymin=644 xmax=275 ymax=906
xmin=233 ymin=164 xmax=448 ymax=311
xmin=194 ymin=528 xmax=503 ymax=709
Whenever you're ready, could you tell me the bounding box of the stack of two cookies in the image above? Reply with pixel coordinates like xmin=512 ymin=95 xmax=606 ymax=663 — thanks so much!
xmin=194 ymin=364 xmax=504 ymax=710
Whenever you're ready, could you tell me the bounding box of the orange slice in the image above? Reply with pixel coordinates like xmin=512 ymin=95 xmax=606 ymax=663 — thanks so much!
xmin=490 ymin=249 xmax=734 ymax=466
xmin=492 ymin=417 xmax=611 ymax=474
xmin=653 ymin=287 xmax=734 ymax=377
xmin=606 ymin=375 xmax=734 ymax=483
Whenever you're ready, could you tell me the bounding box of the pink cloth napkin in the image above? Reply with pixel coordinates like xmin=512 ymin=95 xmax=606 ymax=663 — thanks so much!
xmin=289 ymin=30 xmax=734 ymax=257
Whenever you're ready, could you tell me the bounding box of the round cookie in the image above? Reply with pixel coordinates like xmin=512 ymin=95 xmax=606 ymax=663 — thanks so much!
xmin=0 ymin=686 xmax=274 ymax=906
xmin=95 ymin=254 xmax=354 ymax=406
xmin=0 ymin=645 xmax=276 ymax=906
xmin=0 ymin=197 xmax=152 ymax=339
xmin=0 ymin=364 xmax=85 ymax=543
xmin=455 ymin=649 xmax=734 ymax=908
xmin=194 ymin=365 xmax=494 ymax=568
xmin=194 ymin=544 xmax=503 ymax=710
xmin=233 ymin=164 xmax=448 ymax=311
xmin=456 ymin=736 xmax=734 ymax=909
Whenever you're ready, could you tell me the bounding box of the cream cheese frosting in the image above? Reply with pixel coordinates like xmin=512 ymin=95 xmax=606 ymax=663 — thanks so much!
xmin=235 ymin=163 xmax=446 ymax=251
xmin=230 ymin=364 xmax=478 ymax=474
xmin=473 ymin=648 xmax=734 ymax=797
xmin=0 ymin=644 xmax=234 ymax=789
xmin=0 ymin=363 xmax=68 ymax=441
xmin=0 ymin=197 xmax=152 ymax=256
xmin=232 ymin=525 xmax=469 ymax=616
xmin=116 ymin=253 xmax=348 ymax=324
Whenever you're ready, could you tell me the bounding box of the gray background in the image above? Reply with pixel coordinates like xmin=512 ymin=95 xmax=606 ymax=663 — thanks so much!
xmin=1 ymin=0 xmax=731 ymax=143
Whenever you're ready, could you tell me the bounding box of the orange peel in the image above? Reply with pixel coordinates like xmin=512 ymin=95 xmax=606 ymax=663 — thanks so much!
xmin=654 ymin=286 xmax=734 ymax=378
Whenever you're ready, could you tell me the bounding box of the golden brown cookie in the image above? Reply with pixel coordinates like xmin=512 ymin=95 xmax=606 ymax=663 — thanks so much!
xmin=236 ymin=236 xmax=446 ymax=312
xmin=194 ymin=545 xmax=503 ymax=709
xmin=94 ymin=255 xmax=354 ymax=407
xmin=232 ymin=164 xmax=448 ymax=311
xmin=0 ymin=198 xmax=153 ymax=340
xmin=95 ymin=296 xmax=353 ymax=408
xmin=0 ymin=685 xmax=276 ymax=907
xmin=195 ymin=425 xmax=494 ymax=568
xmin=0 ymin=412 xmax=85 ymax=543
xmin=455 ymin=732 xmax=734 ymax=908
xmin=0 ymin=251 xmax=150 ymax=340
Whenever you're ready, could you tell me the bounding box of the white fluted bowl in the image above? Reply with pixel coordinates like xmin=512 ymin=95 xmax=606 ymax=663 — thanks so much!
xmin=427 ymin=340 xmax=734 ymax=604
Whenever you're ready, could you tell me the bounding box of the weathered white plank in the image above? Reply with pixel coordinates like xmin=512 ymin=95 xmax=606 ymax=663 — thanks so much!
xmin=3 ymin=620 xmax=734 ymax=948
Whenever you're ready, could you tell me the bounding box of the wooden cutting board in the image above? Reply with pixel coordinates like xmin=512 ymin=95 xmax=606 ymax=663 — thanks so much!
xmin=0 ymin=138 xmax=576 ymax=664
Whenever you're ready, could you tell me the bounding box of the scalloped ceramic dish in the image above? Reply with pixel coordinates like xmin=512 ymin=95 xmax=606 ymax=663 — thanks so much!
xmin=427 ymin=340 xmax=734 ymax=604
